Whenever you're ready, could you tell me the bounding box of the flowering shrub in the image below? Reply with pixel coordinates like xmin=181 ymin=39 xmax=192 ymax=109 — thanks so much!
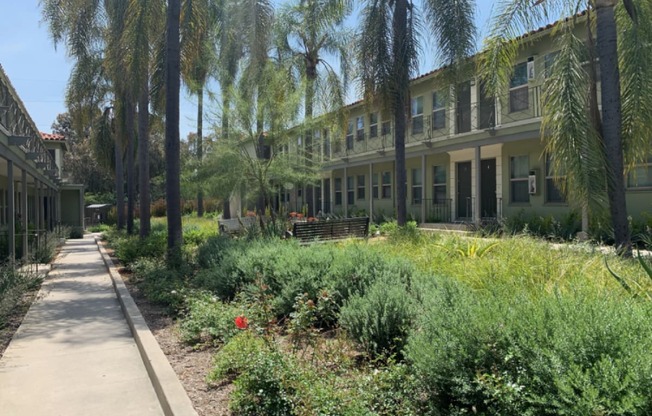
xmin=234 ymin=315 xmax=248 ymax=329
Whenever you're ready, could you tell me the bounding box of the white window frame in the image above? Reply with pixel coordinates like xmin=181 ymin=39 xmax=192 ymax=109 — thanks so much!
xmin=432 ymin=91 xmax=446 ymax=130
xmin=411 ymin=96 xmax=424 ymax=134
xmin=509 ymin=62 xmax=529 ymax=113
xmin=510 ymin=155 xmax=530 ymax=203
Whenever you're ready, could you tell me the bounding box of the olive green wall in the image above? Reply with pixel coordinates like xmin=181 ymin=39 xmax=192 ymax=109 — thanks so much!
xmin=61 ymin=188 xmax=83 ymax=227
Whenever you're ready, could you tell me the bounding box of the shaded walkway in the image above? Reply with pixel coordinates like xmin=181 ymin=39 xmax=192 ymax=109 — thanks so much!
xmin=0 ymin=235 xmax=163 ymax=416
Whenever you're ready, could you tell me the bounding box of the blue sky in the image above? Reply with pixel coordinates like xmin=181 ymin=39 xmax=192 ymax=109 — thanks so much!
xmin=0 ymin=0 xmax=494 ymax=138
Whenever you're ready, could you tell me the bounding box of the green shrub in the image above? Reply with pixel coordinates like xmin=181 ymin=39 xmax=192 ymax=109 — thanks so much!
xmin=359 ymin=362 xmax=421 ymax=416
xmin=113 ymin=231 xmax=166 ymax=265
xmin=339 ymin=274 xmax=414 ymax=358
xmin=88 ymin=223 xmax=112 ymax=233
xmin=68 ymin=227 xmax=84 ymax=239
xmin=131 ymin=258 xmax=185 ymax=312
xmin=31 ymin=231 xmax=59 ymax=263
xmin=179 ymin=291 xmax=242 ymax=346
xmin=208 ymin=331 xmax=268 ymax=383
xmin=0 ymin=268 xmax=42 ymax=327
xmin=406 ymin=278 xmax=652 ymax=415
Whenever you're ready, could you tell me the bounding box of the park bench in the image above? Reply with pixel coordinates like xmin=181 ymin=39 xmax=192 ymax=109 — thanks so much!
xmin=218 ymin=216 xmax=257 ymax=235
xmin=292 ymin=217 xmax=370 ymax=243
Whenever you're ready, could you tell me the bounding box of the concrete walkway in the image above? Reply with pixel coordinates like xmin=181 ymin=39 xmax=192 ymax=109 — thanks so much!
xmin=0 ymin=235 xmax=164 ymax=416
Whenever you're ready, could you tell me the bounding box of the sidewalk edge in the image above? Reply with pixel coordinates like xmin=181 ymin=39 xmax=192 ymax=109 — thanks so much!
xmin=95 ymin=236 xmax=198 ymax=416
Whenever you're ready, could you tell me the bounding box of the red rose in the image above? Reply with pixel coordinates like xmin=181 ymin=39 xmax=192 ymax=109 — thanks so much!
xmin=235 ymin=315 xmax=248 ymax=329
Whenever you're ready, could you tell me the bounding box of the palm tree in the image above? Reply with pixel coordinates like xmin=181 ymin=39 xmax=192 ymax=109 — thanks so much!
xmin=181 ymin=0 xmax=220 ymax=218
xmin=165 ymin=0 xmax=183 ymax=266
xmin=481 ymin=0 xmax=652 ymax=253
xmin=275 ymin=0 xmax=352 ymax=215
xmin=358 ymin=0 xmax=476 ymax=225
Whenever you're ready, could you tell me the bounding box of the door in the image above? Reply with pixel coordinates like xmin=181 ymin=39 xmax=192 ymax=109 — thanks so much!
xmin=456 ymin=161 xmax=472 ymax=219
xmin=480 ymin=159 xmax=497 ymax=218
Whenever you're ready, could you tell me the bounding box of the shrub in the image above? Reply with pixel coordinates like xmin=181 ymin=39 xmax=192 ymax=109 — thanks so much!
xmin=113 ymin=231 xmax=166 ymax=265
xmin=179 ymin=291 xmax=242 ymax=346
xmin=208 ymin=331 xmax=268 ymax=383
xmin=0 ymin=267 xmax=42 ymax=327
xmin=406 ymin=278 xmax=652 ymax=415
xmin=68 ymin=227 xmax=84 ymax=239
xmin=339 ymin=274 xmax=415 ymax=358
xmin=151 ymin=199 xmax=167 ymax=217
xmin=131 ymin=258 xmax=185 ymax=312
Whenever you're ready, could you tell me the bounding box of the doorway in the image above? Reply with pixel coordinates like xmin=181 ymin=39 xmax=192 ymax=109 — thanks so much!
xmin=456 ymin=161 xmax=472 ymax=219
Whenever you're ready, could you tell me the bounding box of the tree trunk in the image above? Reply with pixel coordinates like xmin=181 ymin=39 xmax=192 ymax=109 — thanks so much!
xmin=304 ymin=62 xmax=316 ymax=216
xmin=138 ymin=76 xmax=151 ymax=238
xmin=165 ymin=0 xmax=183 ymax=266
xmin=392 ymin=0 xmax=409 ymax=226
xmin=115 ymin=138 xmax=125 ymax=230
xmin=221 ymin=88 xmax=231 ymax=219
xmin=197 ymin=85 xmax=204 ymax=217
xmin=595 ymin=0 xmax=631 ymax=254
xmin=126 ymin=99 xmax=136 ymax=234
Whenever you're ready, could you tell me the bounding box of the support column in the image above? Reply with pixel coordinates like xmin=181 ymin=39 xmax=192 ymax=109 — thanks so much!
xmin=329 ymin=171 xmax=334 ymax=215
xmin=7 ymin=161 xmax=15 ymax=263
xmin=474 ymin=146 xmax=481 ymax=226
xmin=21 ymin=170 xmax=28 ymax=262
xmin=320 ymin=178 xmax=325 ymax=214
xmin=368 ymin=163 xmax=374 ymax=220
xmin=343 ymin=166 xmax=348 ymax=217
xmin=421 ymin=155 xmax=426 ymax=224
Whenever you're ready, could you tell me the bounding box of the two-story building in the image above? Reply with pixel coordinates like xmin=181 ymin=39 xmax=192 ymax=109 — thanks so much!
xmin=0 ymin=63 xmax=84 ymax=263
xmin=282 ymin=14 xmax=651 ymax=226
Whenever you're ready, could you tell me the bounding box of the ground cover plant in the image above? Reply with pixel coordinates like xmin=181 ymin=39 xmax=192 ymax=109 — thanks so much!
xmin=105 ymin=218 xmax=652 ymax=415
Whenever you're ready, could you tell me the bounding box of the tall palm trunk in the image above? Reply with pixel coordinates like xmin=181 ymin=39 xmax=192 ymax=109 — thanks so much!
xmin=126 ymin=99 xmax=136 ymax=234
xmin=595 ymin=0 xmax=631 ymax=253
xmin=115 ymin=140 xmax=125 ymax=230
xmin=138 ymin=78 xmax=151 ymax=238
xmin=392 ymin=0 xmax=409 ymax=226
xmin=197 ymin=85 xmax=204 ymax=217
xmin=221 ymin=90 xmax=231 ymax=219
xmin=304 ymin=62 xmax=316 ymax=216
xmin=166 ymin=0 xmax=183 ymax=266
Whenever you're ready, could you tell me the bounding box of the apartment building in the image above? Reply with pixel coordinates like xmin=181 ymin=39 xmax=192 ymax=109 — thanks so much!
xmin=0 ymin=64 xmax=84 ymax=262
xmin=283 ymin=15 xmax=651 ymax=225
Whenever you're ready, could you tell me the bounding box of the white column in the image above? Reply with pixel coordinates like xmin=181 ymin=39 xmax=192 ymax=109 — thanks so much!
xmin=21 ymin=170 xmax=28 ymax=262
xmin=474 ymin=146 xmax=481 ymax=225
xmin=7 ymin=160 xmax=14 ymax=263
xmin=421 ymin=154 xmax=426 ymax=223
xmin=343 ymin=166 xmax=348 ymax=217
xmin=368 ymin=163 xmax=374 ymax=219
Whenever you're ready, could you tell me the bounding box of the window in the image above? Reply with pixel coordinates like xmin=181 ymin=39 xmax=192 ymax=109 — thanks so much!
xmin=335 ymin=178 xmax=342 ymax=205
xmin=510 ymin=155 xmax=530 ymax=203
xmin=433 ymin=166 xmax=447 ymax=203
xmin=369 ymin=113 xmax=378 ymax=138
xmin=322 ymin=130 xmax=331 ymax=160
xmin=544 ymin=51 xmax=559 ymax=78
xmin=381 ymin=120 xmax=391 ymax=136
xmin=627 ymin=156 xmax=652 ymax=188
xmin=432 ymin=92 xmax=446 ymax=130
xmin=356 ymin=116 xmax=365 ymax=141
xmin=510 ymin=62 xmax=529 ymax=112
xmin=545 ymin=154 xmax=566 ymax=203
xmin=347 ymin=176 xmax=355 ymax=205
xmin=357 ymin=175 xmax=365 ymax=199
xmin=381 ymin=171 xmax=392 ymax=199
xmin=411 ymin=96 xmax=424 ymax=134
xmin=372 ymin=173 xmax=379 ymax=199
xmin=346 ymin=121 xmax=354 ymax=150
xmin=412 ymin=168 xmax=422 ymax=204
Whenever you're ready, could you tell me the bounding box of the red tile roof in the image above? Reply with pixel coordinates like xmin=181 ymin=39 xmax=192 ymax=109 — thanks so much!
xmin=40 ymin=132 xmax=65 ymax=141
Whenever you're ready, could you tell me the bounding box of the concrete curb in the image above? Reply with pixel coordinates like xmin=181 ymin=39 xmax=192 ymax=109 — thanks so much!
xmin=94 ymin=236 xmax=198 ymax=416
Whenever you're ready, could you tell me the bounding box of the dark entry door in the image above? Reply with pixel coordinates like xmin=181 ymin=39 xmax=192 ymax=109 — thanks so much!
xmin=480 ymin=159 xmax=497 ymax=218
xmin=457 ymin=161 xmax=472 ymax=219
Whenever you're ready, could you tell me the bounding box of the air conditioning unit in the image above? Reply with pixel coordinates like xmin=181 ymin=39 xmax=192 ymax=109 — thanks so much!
xmin=528 ymin=169 xmax=538 ymax=195
xmin=527 ymin=56 xmax=536 ymax=81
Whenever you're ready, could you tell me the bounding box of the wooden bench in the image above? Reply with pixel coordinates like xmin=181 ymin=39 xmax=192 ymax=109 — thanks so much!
xmin=292 ymin=217 xmax=370 ymax=243
xmin=218 ymin=216 xmax=257 ymax=235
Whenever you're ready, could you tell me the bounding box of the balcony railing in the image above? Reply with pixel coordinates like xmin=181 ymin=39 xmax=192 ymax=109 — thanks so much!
xmin=326 ymin=86 xmax=542 ymax=160
xmin=423 ymin=198 xmax=452 ymax=223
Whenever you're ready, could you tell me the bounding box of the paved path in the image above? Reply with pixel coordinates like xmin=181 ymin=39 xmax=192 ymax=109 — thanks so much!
xmin=0 ymin=235 xmax=164 ymax=416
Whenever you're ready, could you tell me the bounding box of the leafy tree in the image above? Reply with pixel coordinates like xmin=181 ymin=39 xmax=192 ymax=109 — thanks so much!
xmin=481 ymin=0 xmax=652 ymax=253
xmin=203 ymin=62 xmax=316 ymax=227
xmin=357 ymin=0 xmax=476 ymax=225
xmin=275 ymin=0 xmax=352 ymax=215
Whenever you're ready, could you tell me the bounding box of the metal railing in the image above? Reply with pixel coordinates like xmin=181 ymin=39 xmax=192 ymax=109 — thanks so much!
xmin=423 ymin=198 xmax=452 ymax=223
xmin=325 ymin=86 xmax=542 ymax=160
